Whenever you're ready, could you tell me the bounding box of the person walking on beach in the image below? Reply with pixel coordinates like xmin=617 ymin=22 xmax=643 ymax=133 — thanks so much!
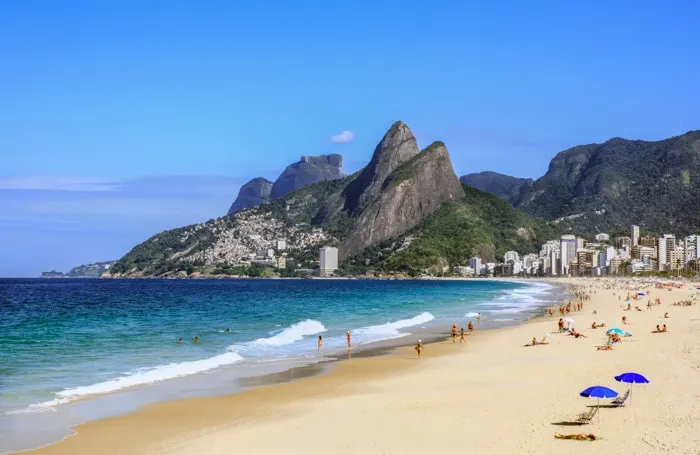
xmin=346 ymin=331 xmax=352 ymax=348
xmin=317 ymin=335 xmax=323 ymax=351
xmin=468 ymin=321 xmax=474 ymax=334
xmin=415 ymin=340 xmax=424 ymax=359
xmin=459 ymin=328 xmax=466 ymax=344
xmin=477 ymin=313 xmax=481 ymax=323
xmin=451 ymin=324 xmax=458 ymax=343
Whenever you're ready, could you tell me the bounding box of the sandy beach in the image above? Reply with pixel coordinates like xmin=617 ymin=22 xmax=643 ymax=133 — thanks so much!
xmin=26 ymin=278 xmax=700 ymax=455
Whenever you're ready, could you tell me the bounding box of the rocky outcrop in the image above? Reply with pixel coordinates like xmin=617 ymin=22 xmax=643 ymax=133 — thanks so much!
xmin=341 ymin=121 xmax=419 ymax=214
xmin=460 ymin=171 xmax=533 ymax=205
xmin=270 ymin=154 xmax=343 ymax=199
xmin=228 ymin=178 xmax=273 ymax=214
xmin=340 ymin=140 xmax=465 ymax=259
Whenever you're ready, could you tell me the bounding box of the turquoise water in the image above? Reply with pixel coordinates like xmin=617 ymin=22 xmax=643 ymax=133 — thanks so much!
xmin=0 ymin=278 xmax=556 ymax=453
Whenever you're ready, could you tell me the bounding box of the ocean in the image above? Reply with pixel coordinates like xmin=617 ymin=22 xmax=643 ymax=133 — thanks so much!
xmin=0 ymin=278 xmax=561 ymax=453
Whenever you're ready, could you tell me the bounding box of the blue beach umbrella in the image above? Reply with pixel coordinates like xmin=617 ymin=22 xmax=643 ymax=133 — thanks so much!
xmin=615 ymin=372 xmax=649 ymax=406
xmin=580 ymin=386 xmax=619 ymax=423
xmin=606 ymin=328 xmax=626 ymax=336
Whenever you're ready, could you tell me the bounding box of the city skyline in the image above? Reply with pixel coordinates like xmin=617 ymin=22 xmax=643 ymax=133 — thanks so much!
xmin=2 ymin=1 xmax=700 ymax=276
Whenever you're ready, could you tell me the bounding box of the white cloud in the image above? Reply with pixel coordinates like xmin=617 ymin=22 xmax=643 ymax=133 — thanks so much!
xmin=0 ymin=176 xmax=122 ymax=192
xmin=330 ymin=130 xmax=355 ymax=144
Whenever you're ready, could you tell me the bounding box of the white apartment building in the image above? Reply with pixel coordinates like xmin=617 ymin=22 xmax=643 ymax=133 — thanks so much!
xmin=276 ymin=239 xmax=287 ymax=251
xmin=595 ymin=233 xmax=610 ymax=242
xmin=684 ymin=235 xmax=700 ymax=265
xmin=504 ymin=251 xmax=520 ymax=263
xmin=657 ymin=234 xmax=676 ymax=271
xmin=319 ymin=247 xmax=338 ymax=276
xmin=560 ymin=235 xmax=577 ymax=275
xmin=631 ymin=225 xmax=640 ymax=246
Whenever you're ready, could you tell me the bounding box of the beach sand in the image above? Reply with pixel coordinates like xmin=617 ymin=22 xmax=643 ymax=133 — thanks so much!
xmin=27 ymin=278 xmax=700 ymax=455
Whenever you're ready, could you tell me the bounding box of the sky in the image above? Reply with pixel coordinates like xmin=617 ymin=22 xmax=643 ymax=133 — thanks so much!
xmin=1 ymin=0 xmax=699 ymax=276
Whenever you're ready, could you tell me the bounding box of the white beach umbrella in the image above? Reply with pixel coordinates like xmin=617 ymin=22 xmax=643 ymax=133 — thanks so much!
xmin=562 ymin=317 xmax=574 ymax=324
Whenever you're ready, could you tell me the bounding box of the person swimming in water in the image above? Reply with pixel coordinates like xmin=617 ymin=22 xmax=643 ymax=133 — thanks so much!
xmin=225 ymin=328 xmax=231 ymax=332
xmin=193 ymin=337 xmax=199 ymax=343
xmin=177 ymin=338 xmax=183 ymax=344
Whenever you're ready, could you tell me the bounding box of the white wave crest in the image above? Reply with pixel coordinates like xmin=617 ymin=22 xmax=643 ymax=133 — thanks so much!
xmin=48 ymin=351 xmax=245 ymax=404
xmin=354 ymin=312 xmax=434 ymax=342
xmin=250 ymin=319 xmax=326 ymax=347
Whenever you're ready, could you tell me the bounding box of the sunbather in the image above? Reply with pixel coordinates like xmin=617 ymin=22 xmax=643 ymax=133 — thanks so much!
xmin=569 ymin=328 xmax=587 ymax=338
xmin=555 ymin=434 xmax=597 ymax=441
xmin=597 ymin=345 xmax=613 ymax=350
xmin=652 ymin=324 xmax=661 ymax=333
xmin=662 ymin=324 xmax=667 ymax=332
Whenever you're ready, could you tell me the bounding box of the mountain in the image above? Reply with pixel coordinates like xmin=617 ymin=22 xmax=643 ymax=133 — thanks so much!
xmin=516 ymin=131 xmax=700 ymax=234
xmin=270 ymin=154 xmax=343 ymax=199
xmin=40 ymin=261 xmax=115 ymax=278
xmin=460 ymin=171 xmax=533 ymax=205
xmin=228 ymin=154 xmax=344 ymax=214
xmin=227 ymin=178 xmax=273 ymax=214
xmin=108 ymin=122 xmax=555 ymax=277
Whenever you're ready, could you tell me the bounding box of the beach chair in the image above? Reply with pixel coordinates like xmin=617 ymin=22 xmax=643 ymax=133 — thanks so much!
xmin=611 ymin=390 xmax=630 ymax=407
xmin=576 ymin=407 xmax=598 ymax=424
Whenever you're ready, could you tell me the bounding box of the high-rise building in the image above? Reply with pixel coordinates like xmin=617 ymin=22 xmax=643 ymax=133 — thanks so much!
xmin=615 ymin=236 xmax=632 ymax=249
xmin=469 ymin=257 xmax=482 ymax=275
xmin=631 ymin=225 xmax=640 ymax=246
xmin=684 ymin=235 xmax=700 ymax=266
xmin=560 ymin=235 xmax=577 ymax=275
xmin=669 ymin=247 xmax=685 ymax=272
xmin=319 ymin=247 xmax=338 ymax=276
xmin=276 ymin=239 xmax=287 ymax=251
xmin=657 ymin=234 xmax=676 ymax=272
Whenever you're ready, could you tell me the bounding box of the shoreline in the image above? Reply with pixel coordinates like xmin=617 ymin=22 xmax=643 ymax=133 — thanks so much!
xmin=3 ymin=279 xmax=565 ymax=454
xmin=20 ymin=277 xmax=700 ymax=454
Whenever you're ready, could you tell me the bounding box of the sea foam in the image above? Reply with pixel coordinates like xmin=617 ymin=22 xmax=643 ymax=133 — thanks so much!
xmin=48 ymin=351 xmax=245 ymax=404
xmin=249 ymin=319 xmax=326 ymax=347
xmin=353 ymin=312 xmax=435 ymax=343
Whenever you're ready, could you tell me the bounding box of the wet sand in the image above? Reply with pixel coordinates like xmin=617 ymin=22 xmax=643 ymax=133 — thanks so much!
xmin=26 ymin=278 xmax=700 ymax=455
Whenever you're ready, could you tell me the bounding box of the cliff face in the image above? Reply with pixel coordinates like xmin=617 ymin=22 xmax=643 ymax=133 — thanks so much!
xmin=111 ymin=121 xmax=549 ymax=277
xmin=228 ymin=178 xmax=273 ymax=214
xmin=516 ymin=131 xmax=700 ymax=234
xmin=227 ymin=155 xmax=344 ymax=214
xmin=460 ymin=171 xmax=533 ymax=205
xmin=341 ymin=121 xmax=419 ymax=214
xmin=270 ymin=154 xmax=343 ymax=199
xmin=340 ymin=141 xmax=465 ymax=259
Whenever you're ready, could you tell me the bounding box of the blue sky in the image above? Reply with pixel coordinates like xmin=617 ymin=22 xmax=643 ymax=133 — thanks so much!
xmin=1 ymin=0 xmax=699 ymax=276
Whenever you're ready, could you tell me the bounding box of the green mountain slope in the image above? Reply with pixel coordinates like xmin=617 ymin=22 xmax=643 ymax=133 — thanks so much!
xmin=109 ymin=122 xmax=558 ymax=277
xmin=343 ymin=185 xmax=558 ymax=275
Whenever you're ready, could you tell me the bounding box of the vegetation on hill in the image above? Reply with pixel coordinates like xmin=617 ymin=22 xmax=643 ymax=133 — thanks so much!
xmin=341 ymin=185 xmax=560 ymax=275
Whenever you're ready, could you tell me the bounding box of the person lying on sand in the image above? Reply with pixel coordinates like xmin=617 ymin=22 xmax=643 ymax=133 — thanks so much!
xmin=591 ymin=322 xmax=607 ymax=329
xmin=652 ymin=324 xmax=662 ymax=333
xmin=597 ymin=345 xmax=613 ymax=350
xmin=662 ymin=324 xmax=667 ymax=332
xmin=568 ymin=328 xmax=587 ymax=338
xmin=525 ymin=336 xmax=549 ymax=347
xmin=664 ymin=312 xmax=669 ymax=318
xmin=555 ymin=434 xmax=597 ymax=441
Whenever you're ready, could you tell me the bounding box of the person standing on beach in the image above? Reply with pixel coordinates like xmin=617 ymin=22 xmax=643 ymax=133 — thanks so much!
xmin=459 ymin=328 xmax=466 ymax=344
xmin=346 ymin=331 xmax=352 ymax=348
xmin=451 ymin=324 xmax=458 ymax=343
xmin=415 ymin=340 xmax=424 ymax=359
xmin=317 ymin=335 xmax=323 ymax=351
xmin=477 ymin=313 xmax=481 ymax=323
xmin=468 ymin=321 xmax=474 ymax=334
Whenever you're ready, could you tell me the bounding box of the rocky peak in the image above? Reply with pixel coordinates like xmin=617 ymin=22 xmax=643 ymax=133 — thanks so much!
xmin=270 ymin=154 xmax=344 ymax=199
xmin=343 ymin=121 xmax=419 ymax=214
xmin=227 ymin=177 xmax=273 ymax=214
xmin=340 ymin=140 xmax=465 ymax=259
